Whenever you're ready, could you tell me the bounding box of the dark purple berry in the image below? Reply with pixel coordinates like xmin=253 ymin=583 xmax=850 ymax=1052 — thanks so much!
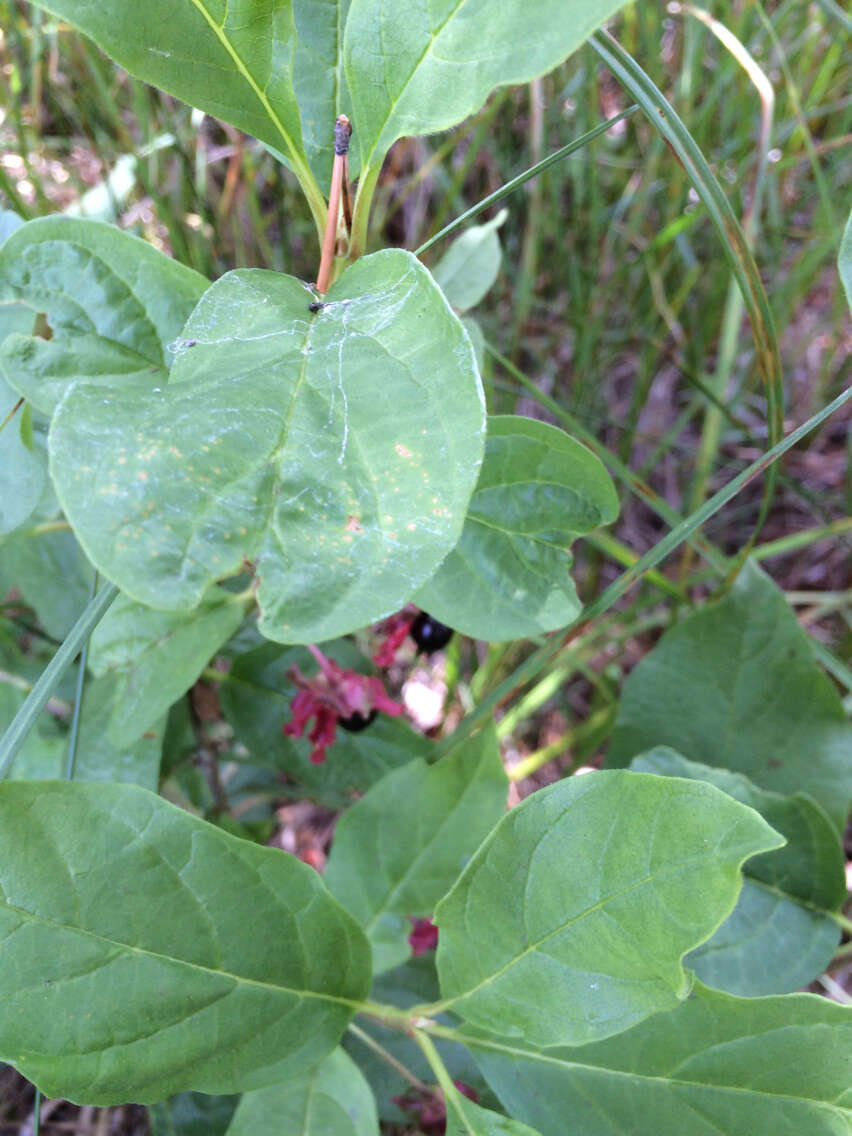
xmin=338 ymin=708 xmax=378 ymax=733
xmin=411 ymin=611 xmax=453 ymax=653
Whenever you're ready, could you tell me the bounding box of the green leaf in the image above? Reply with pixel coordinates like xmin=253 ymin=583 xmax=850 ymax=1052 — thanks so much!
xmin=149 ymin=1092 xmax=240 ymax=1136
xmin=220 ymin=640 xmax=431 ymax=803
xmin=325 ymin=724 xmax=507 ymax=972
xmin=470 ymin=982 xmax=852 ymax=1136
xmin=448 ymin=1097 xmax=542 ymax=1136
xmin=417 ymin=416 xmax=618 ymax=641
xmin=0 ymin=781 xmax=371 ymax=1104
xmin=0 ymin=209 xmax=24 ymax=244
xmin=292 ymin=0 xmax=356 ymax=186
xmin=432 ymin=210 xmax=506 ymax=313
xmin=434 ymin=770 xmax=783 ymax=1047
xmin=9 ymin=675 xmax=165 ymax=790
xmin=0 ymin=527 xmax=92 ymax=639
xmin=608 ymin=560 xmax=852 ymax=832
xmin=345 ymin=0 xmax=631 ymax=201
xmin=632 ymin=749 xmax=845 ymax=995
xmin=89 ymin=587 xmax=248 ymax=747
xmin=50 ymin=250 xmax=485 ymax=644
xmin=225 ymin=1048 xmax=378 ymax=1135
xmin=839 ymin=207 xmax=852 ymax=312
xmin=28 ymin=1 xmax=325 ymax=216
xmin=0 ymin=217 xmax=207 ymax=415
xmin=0 ymin=375 xmax=47 ymax=535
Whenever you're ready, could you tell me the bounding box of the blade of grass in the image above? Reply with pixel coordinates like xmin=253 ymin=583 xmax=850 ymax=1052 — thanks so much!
xmin=0 ymin=582 xmax=118 ymax=780
xmin=436 ymin=385 xmax=851 ymax=756
xmin=589 ymin=29 xmax=784 ymax=545
xmin=413 ymin=107 xmax=638 ymax=258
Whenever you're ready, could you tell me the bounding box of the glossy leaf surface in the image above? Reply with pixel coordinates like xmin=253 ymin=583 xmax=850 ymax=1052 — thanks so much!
xmin=325 ymin=724 xmax=507 ymax=972
xmin=434 ymin=770 xmax=782 ymax=1047
xmin=51 ymin=250 xmax=485 ymax=643
xmin=0 ymin=217 xmax=207 ymax=415
xmin=432 ymin=211 xmax=506 ymax=312
xmin=0 ymin=781 xmax=371 ymax=1103
xmin=345 ymin=0 xmax=630 ymax=185
xmin=226 ymin=1048 xmax=378 ymax=1135
xmin=632 ymin=749 xmax=845 ymax=994
xmin=472 ymin=983 xmax=852 ymax=1136
xmin=608 ymin=561 xmax=852 ymax=832
xmin=417 ymin=416 xmax=618 ymax=640
xmin=220 ymin=639 xmax=431 ymax=803
xmin=89 ymin=587 xmax=248 ymax=747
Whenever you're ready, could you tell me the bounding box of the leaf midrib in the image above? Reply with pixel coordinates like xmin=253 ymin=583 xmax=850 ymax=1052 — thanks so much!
xmin=2 ymin=898 xmax=361 ymax=1011
xmin=187 ymin=0 xmax=302 ymax=164
xmin=359 ymin=0 xmax=466 ymax=169
xmin=460 ymin=1031 xmax=850 ymax=1114
xmin=441 ymin=834 xmax=768 ymax=1010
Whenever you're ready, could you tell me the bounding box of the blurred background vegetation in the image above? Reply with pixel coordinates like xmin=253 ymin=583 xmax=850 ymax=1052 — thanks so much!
xmin=0 ymin=0 xmax=850 ymax=1131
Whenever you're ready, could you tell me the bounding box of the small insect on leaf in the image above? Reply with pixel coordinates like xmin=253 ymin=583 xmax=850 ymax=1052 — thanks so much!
xmin=308 ymin=301 xmax=324 ymax=313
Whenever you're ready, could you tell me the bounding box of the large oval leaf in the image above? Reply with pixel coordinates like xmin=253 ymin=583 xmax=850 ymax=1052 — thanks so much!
xmin=631 ymin=749 xmax=845 ymax=995
xmin=325 ymin=724 xmax=508 ymax=972
xmin=434 ymin=770 xmax=782 ymax=1047
xmin=226 ymin=1048 xmax=378 ymax=1135
xmin=471 ymin=983 xmax=852 ymax=1136
xmin=416 ymin=416 xmax=618 ymax=640
xmin=0 ymin=216 xmax=207 ymax=415
xmin=0 ymin=781 xmax=371 ymax=1104
xmin=345 ymin=0 xmax=630 ymax=193
xmin=608 ymin=560 xmax=852 ymax=832
xmin=50 ymin=249 xmax=485 ymax=643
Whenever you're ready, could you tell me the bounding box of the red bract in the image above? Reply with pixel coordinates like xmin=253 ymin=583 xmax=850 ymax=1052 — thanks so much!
xmin=372 ymin=610 xmax=415 ymax=667
xmin=282 ymin=646 xmax=403 ymax=763
xmin=409 ymin=916 xmax=439 ymax=955
xmin=392 ymin=1082 xmax=479 ymax=1134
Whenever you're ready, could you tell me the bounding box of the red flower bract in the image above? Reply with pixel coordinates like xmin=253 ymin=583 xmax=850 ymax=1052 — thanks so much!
xmin=282 ymin=645 xmax=403 ymax=763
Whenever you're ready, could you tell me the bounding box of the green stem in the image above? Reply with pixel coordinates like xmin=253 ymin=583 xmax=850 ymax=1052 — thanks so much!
xmin=412 ymin=1028 xmax=477 ymax=1136
xmin=347 ymin=1023 xmax=429 ymax=1091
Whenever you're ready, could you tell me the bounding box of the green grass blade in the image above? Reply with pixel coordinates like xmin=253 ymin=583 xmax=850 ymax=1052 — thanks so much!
xmin=0 ymin=583 xmax=118 ymax=780
xmin=588 ymin=30 xmax=784 ymax=524
xmin=437 ymin=385 xmax=852 ymax=756
xmin=414 ymin=107 xmax=638 ymax=257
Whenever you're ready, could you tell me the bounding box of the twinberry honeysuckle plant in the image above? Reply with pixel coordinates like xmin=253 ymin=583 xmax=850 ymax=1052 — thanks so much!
xmin=0 ymin=2 xmax=851 ymax=1134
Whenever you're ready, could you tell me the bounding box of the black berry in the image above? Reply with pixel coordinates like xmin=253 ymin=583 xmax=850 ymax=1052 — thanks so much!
xmin=338 ymin=708 xmax=378 ymax=733
xmin=410 ymin=611 xmax=453 ymax=653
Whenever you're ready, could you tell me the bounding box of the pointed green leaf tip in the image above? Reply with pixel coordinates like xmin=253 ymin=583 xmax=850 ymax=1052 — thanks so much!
xmin=0 ymin=781 xmax=371 ymax=1104
xmin=49 ymin=250 xmax=485 ymax=644
xmin=434 ymin=770 xmax=783 ymax=1047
